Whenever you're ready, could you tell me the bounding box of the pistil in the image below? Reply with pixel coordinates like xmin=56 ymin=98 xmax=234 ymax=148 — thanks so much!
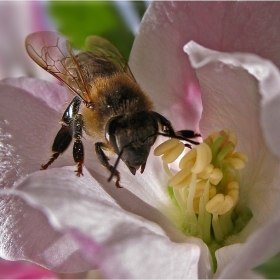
xmin=154 ymin=129 xmax=248 ymax=244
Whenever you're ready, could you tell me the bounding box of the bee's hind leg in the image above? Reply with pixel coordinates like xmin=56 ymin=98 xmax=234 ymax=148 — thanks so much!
xmin=72 ymin=114 xmax=84 ymax=176
xmin=40 ymin=125 xmax=72 ymax=171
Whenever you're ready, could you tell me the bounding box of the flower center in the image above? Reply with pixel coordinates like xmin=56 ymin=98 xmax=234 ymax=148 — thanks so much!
xmin=154 ymin=129 xmax=248 ymax=245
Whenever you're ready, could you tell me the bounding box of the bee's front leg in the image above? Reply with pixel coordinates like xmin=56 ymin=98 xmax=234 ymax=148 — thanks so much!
xmin=175 ymin=130 xmax=201 ymax=147
xmin=95 ymin=142 xmax=122 ymax=188
xmin=150 ymin=111 xmax=201 ymax=148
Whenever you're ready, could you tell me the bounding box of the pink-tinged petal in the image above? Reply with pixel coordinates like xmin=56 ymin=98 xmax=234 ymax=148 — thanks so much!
xmin=0 ymin=195 xmax=93 ymax=272
xmin=0 ymin=79 xmax=72 ymax=189
xmin=0 ymin=167 xmax=211 ymax=278
xmin=259 ymin=77 xmax=280 ymax=160
xmin=184 ymin=42 xmax=279 ymax=155
xmin=215 ymin=219 xmax=280 ymax=278
xmin=129 ymin=3 xmax=202 ymax=132
xmin=185 ymin=41 xmax=280 ymax=226
xmin=0 ymin=259 xmax=58 ymax=279
xmin=130 ymin=2 xmax=280 ymax=132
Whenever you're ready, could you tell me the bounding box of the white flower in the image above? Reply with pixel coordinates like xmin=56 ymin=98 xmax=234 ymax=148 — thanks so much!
xmin=1 ymin=1 xmax=280 ymax=278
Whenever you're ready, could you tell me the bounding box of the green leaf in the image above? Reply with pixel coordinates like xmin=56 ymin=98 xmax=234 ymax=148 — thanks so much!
xmin=254 ymin=251 xmax=280 ymax=279
xmin=47 ymin=1 xmax=136 ymax=60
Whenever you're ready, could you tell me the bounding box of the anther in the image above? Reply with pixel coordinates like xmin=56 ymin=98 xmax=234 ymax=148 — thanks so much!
xmin=162 ymin=142 xmax=185 ymax=163
xmin=191 ymin=142 xmax=212 ymax=174
xmin=154 ymin=139 xmax=185 ymax=163
xmin=209 ymin=168 xmax=223 ymax=185
xmin=179 ymin=148 xmax=196 ymax=169
xmin=226 ymin=152 xmax=248 ymax=169
xmin=205 ymin=194 xmax=235 ymax=215
xmin=220 ymin=128 xmax=237 ymax=145
xmin=168 ymin=161 xmax=194 ymax=188
xmin=154 ymin=138 xmax=180 ymax=156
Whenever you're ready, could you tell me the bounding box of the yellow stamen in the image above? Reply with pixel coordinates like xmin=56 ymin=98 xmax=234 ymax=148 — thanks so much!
xmin=154 ymin=138 xmax=179 ymax=156
xmin=154 ymin=138 xmax=185 ymax=163
xmin=205 ymin=193 xmax=224 ymax=213
xmin=191 ymin=142 xmax=212 ymax=174
xmin=209 ymin=168 xmax=223 ymax=185
xmin=154 ymin=128 xmax=248 ymax=244
xmin=168 ymin=161 xmax=194 ymax=188
xmin=162 ymin=142 xmax=185 ymax=163
xmin=226 ymin=152 xmax=248 ymax=169
xmin=179 ymin=148 xmax=196 ymax=169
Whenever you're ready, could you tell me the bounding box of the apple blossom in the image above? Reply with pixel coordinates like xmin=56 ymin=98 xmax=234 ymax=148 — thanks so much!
xmin=1 ymin=1 xmax=280 ymax=279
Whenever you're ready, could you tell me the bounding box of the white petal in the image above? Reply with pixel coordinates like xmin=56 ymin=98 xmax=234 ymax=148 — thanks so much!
xmin=0 ymin=167 xmax=211 ymax=277
xmin=185 ymin=41 xmax=280 ymax=276
xmin=70 ymin=227 xmax=212 ymax=279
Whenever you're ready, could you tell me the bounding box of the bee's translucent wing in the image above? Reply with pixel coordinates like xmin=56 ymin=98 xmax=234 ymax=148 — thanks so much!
xmin=85 ymin=35 xmax=136 ymax=82
xmin=25 ymin=31 xmax=92 ymax=104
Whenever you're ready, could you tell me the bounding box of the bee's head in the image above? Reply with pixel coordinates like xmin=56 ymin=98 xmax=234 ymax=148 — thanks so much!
xmin=106 ymin=111 xmax=159 ymax=175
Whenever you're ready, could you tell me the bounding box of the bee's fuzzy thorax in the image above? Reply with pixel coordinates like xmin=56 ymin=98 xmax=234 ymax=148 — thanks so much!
xmin=82 ymin=72 xmax=153 ymax=140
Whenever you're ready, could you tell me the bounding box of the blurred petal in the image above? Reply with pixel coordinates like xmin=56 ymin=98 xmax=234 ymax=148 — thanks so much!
xmin=0 ymin=259 xmax=58 ymax=279
xmin=0 ymin=167 xmax=211 ymax=278
xmin=0 ymin=2 xmax=54 ymax=80
xmin=1 ymin=77 xmax=70 ymax=110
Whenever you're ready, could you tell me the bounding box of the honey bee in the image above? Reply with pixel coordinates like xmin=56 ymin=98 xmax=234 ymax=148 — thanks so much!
xmin=25 ymin=31 xmax=200 ymax=188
